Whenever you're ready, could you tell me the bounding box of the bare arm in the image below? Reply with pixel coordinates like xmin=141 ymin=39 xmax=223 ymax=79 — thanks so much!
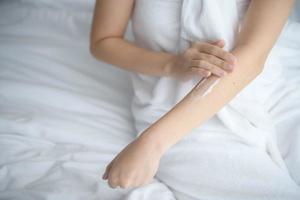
xmin=102 ymin=0 xmax=294 ymax=189
xmin=90 ymin=0 xmax=236 ymax=78
xmin=90 ymin=0 xmax=174 ymax=76
xmin=140 ymin=0 xmax=295 ymax=152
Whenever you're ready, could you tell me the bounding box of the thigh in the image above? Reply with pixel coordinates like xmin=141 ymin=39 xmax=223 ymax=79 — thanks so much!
xmin=156 ymin=129 xmax=300 ymax=200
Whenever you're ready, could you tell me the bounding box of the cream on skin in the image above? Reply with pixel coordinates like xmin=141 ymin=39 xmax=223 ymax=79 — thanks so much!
xmin=190 ymin=76 xmax=221 ymax=101
xmin=91 ymin=0 xmax=295 ymax=189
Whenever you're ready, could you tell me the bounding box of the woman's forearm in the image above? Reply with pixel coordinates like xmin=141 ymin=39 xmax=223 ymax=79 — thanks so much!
xmin=90 ymin=37 xmax=175 ymax=76
xmin=138 ymin=0 xmax=295 ymax=154
xmin=90 ymin=0 xmax=175 ymax=77
xmin=90 ymin=0 xmax=237 ymax=79
xmin=139 ymin=46 xmax=262 ymax=153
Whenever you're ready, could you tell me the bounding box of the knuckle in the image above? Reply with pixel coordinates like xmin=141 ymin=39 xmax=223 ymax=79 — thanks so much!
xmin=221 ymin=51 xmax=228 ymax=58
xmin=108 ymin=173 xmax=119 ymax=186
xmin=198 ymin=59 xmax=206 ymax=67
xmin=186 ymin=66 xmax=194 ymax=73
xmin=197 ymin=68 xmax=205 ymax=75
xmin=188 ymin=60 xmax=195 ymax=67
xmin=119 ymin=184 xmax=126 ymax=189
xmin=192 ymin=41 xmax=202 ymax=48
xmin=121 ymin=173 xmax=133 ymax=182
xmin=209 ymin=47 xmax=218 ymax=55
xmin=205 ymin=63 xmax=214 ymax=71
xmin=120 ymin=181 xmax=130 ymax=189
xmin=202 ymin=69 xmax=211 ymax=77
xmin=205 ymin=54 xmax=215 ymax=62
xmin=214 ymin=58 xmax=223 ymax=66
xmin=214 ymin=58 xmax=227 ymax=69
xmin=191 ymin=48 xmax=198 ymax=55
xmin=198 ymin=58 xmax=207 ymax=68
xmin=221 ymin=61 xmax=229 ymax=69
xmin=183 ymin=49 xmax=194 ymax=59
xmin=108 ymin=179 xmax=118 ymax=188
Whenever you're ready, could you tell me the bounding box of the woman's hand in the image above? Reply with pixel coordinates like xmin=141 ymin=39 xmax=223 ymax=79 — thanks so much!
xmin=102 ymin=133 xmax=163 ymax=189
xmin=164 ymin=39 xmax=237 ymax=81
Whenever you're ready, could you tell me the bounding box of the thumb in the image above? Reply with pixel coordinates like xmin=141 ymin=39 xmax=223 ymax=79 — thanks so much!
xmin=102 ymin=160 xmax=114 ymax=180
xmin=210 ymin=39 xmax=225 ymax=48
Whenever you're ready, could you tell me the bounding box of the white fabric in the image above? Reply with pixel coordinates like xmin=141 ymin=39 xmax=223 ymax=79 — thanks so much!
xmin=0 ymin=0 xmax=300 ymax=200
xmin=128 ymin=0 xmax=300 ymax=199
xmin=0 ymin=1 xmax=134 ymax=199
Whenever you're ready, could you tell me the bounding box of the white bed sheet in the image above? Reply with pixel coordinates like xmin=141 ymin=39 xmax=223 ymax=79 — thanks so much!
xmin=0 ymin=1 xmax=136 ymax=199
xmin=0 ymin=1 xmax=299 ymax=200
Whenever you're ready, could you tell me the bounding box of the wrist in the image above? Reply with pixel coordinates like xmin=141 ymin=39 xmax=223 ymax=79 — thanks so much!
xmin=137 ymin=126 xmax=169 ymax=156
xmin=162 ymin=54 xmax=178 ymax=77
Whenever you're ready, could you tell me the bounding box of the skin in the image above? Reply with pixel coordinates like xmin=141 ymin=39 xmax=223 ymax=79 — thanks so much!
xmin=90 ymin=0 xmax=237 ymax=79
xmin=91 ymin=0 xmax=295 ymax=189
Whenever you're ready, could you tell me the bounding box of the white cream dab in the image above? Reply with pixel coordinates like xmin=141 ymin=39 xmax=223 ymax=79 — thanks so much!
xmin=202 ymin=78 xmax=220 ymax=97
xmin=190 ymin=77 xmax=220 ymax=101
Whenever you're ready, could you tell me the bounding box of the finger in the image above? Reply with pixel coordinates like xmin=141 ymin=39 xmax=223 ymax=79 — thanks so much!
xmin=103 ymin=161 xmax=114 ymax=180
xmin=185 ymin=50 xmax=234 ymax=72
xmin=108 ymin=176 xmax=119 ymax=189
xmin=108 ymin=171 xmax=120 ymax=189
xmin=119 ymin=180 xmax=131 ymax=189
xmin=196 ymin=53 xmax=234 ymax=72
xmin=131 ymin=178 xmax=142 ymax=188
xmin=180 ymin=67 xmax=202 ymax=81
xmin=192 ymin=41 xmax=236 ymax=64
xmin=103 ymin=162 xmax=112 ymax=179
xmin=103 ymin=169 xmax=109 ymax=180
xmin=196 ymin=42 xmax=235 ymax=63
xmin=180 ymin=74 xmax=193 ymax=82
xmin=188 ymin=66 xmax=211 ymax=78
xmin=208 ymin=39 xmax=225 ymax=48
xmin=190 ymin=60 xmax=227 ymax=77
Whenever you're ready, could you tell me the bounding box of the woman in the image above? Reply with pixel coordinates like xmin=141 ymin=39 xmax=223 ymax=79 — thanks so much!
xmin=90 ymin=0 xmax=299 ymax=198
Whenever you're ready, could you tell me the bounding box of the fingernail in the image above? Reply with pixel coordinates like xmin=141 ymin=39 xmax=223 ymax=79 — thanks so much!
xmin=102 ymin=172 xmax=107 ymax=180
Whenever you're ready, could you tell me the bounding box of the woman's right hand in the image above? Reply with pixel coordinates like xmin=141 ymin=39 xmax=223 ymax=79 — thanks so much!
xmin=164 ymin=39 xmax=237 ymax=81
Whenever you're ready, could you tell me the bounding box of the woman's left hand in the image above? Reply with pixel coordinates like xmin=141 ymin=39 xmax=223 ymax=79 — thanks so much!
xmin=102 ymin=133 xmax=163 ymax=189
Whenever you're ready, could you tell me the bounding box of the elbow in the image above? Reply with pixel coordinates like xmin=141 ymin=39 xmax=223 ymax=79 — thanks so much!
xmin=89 ymin=36 xmax=106 ymax=60
xmin=249 ymin=61 xmax=264 ymax=79
xmin=89 ymin=40 xmax=99 ymax=59
xmin=255 ymin=62 xmax=264 ymax=76
xmin=89 ymin=36 xmax=121 ymax=60
xmin=255 ymin=56 xmax=268 ymax=76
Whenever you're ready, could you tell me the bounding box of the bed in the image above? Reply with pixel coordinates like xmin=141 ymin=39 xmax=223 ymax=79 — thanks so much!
xmin=0 ymin=0 xmax=299 ymax=199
